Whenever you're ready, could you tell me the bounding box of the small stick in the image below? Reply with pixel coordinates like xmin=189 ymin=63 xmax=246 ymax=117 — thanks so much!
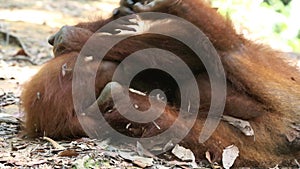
xmin=42 ymin=136 xmax=65 ymax=150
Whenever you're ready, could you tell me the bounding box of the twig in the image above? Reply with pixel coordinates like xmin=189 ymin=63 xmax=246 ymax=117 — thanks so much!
xmin=42 ymin=136 xmax=65 ymax=150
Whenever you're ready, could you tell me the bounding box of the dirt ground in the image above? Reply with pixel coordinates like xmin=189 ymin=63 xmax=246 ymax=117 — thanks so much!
xmin=0 ymin=0 xmax=299 ymax=168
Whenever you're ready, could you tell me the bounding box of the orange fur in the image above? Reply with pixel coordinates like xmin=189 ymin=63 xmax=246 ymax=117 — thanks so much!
xmin=22 ymin=52 xmax=118 ymax=138
xmin=21 ymin=0 xmax=300 ymax=167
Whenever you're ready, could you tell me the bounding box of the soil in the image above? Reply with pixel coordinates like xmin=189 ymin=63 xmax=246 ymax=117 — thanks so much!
xmin=0 ymin=1 xmax=298 ymax=168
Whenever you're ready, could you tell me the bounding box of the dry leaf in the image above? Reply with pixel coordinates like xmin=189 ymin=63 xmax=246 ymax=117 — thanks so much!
xmin=119 ymin=151 xmax=154 ymax=167
xmin=171 ymin=144 xmax=195 ymax=162
xmin=58 ymin=149 xmax=78 ymax=157
xmin=222 ymin=145 xmax=239 ymax=169
xmin=222 ymin=115 xmax=254 ymax=136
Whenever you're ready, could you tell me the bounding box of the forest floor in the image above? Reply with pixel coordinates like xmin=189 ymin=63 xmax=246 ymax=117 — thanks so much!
xmin=0 ymin=0 xmax=299 ymax=168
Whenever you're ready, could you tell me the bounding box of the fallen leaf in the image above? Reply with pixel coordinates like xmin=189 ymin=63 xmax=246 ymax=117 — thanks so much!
xmin=222 ymin=115 xmax=254 ymax=136
xmin=222 ymin=145 xmax=239 ymax=169
xmin=119 ymin=151 xmax=153 ymax=167
xmin=171 ymin=144 xmax=195 ymax=162
xmin=58 ymin=149 xmax=78 ymax=157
